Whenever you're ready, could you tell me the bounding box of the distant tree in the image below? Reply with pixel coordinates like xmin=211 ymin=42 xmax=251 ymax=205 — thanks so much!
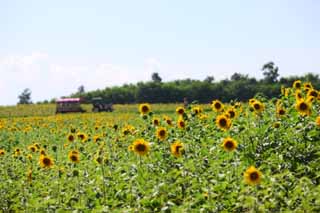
xmin=151 ymin=72 xmax=162 ymax=83
xmin=204 ymin=76 xmax=215 ymax=83
xmin=231 ymin=73 xmax=248 ymax=81
xmin=78 ymin=85 xmax=85 ymax=95
xmin=262 ymin=62 xmax=279 ymax=83
xmin=18 ymin=88 xmax=32 ymax=104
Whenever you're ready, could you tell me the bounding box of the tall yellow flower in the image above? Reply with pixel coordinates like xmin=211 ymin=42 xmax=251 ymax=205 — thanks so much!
xmin=39 ymin=155 xmax=54 ymax=169
xmin=244 ymin=166 xmax=262 ymax=185
xmin=139 ymin=103 xmax=151 ymax=115
xmin=222 ymin=137 xmax=237 ymax=152
xmin=132 ymin=139 xmax=150 ymax=156
xmin=251 ymin=100 xmax=265 ymax=114
xmin=177 ymin=117 xmax=186 ymax=129
xmin=295 ymin=99 xmax=311 ymax=116
xmin=68 ymin=150 xmax=80 ymax=163
xmin=315 ymin=116 xmax=320 ymax=127
xmin=171 ymin=141 xmax=184 ymax=157
xmin=176 ymin=106 xmax=185 ymax=115
xmin=156 ymin=127 xmax=168 ymax=141
xmin=212 ymin=100 xmax=224 ymax=112
xmin=216 ymin=114 xmax=231 ymax=131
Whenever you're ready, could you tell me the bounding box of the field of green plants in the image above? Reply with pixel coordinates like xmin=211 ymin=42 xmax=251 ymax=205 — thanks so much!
xmin=0 ymin=81 xmax=320 ymax=212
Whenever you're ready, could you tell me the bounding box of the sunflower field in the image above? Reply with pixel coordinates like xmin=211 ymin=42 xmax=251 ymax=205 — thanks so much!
xmin=0 ymin=80 xmax=320 ymax=212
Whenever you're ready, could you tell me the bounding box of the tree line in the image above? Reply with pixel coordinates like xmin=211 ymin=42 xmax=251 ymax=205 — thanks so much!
xmin=69 ymin=62 xmax=320 ymax=104
xmin=23 ymin=62 xmax=319 ymax=105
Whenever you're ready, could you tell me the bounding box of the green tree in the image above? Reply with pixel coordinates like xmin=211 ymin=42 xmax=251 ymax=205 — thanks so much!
xmin=262 ymin=62 xmax=279 ymax=83
xmin=18 ymin=88 xmax=32 ymax=104
xmin=151 ymin=72 xmax=162 ymax=83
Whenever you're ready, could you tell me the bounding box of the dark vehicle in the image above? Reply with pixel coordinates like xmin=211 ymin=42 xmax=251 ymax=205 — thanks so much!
xmin=56 ymin=98 xmax=86 ymax=114
xmin=92 ymin=97 xmax=113 ymax=112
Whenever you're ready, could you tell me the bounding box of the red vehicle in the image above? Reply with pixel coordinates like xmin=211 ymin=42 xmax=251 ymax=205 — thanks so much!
xmin=55 ymin=98 xmax=86 ymax=114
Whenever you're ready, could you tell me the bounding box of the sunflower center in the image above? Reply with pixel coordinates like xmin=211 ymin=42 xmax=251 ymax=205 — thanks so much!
xmin=219 ymin=118 xmax=227 ymax=127
xmin=68 ymin=135 xmax=74 ymax=141
xmin=229 ymin=111 xmax=235 ymax=118
xmin=43 ymin=158 xmax=51 ymax=166
xmin=279 ymin=109 xmax=285 ymax=115
xmin=299 ymin=102 xmax=308 ymax=110
xmin=142 ymin=106 xmax=149 ymax=112
xmin=136 ymin=144 xmax=146 ymax=152
xmin=179 ymin=121 xmax=185 ymax=127
xmin=159 ymin=130 xmax=166 ymax=137
xmin=310 ymin=91 xmax=317 ymax=97
xmin=295 ymin=83 xmax=301 ymax=88
xmin=71 ymin=155 xmax=78 ymax=162
xmin=175 ymin=145 xmax=182 ymax=153
xmin=250 ymin=172 xmax=259 ymax=181
xmin=225 ymin=141 xmax=234 ymax=149
xmin=254 ymin=103 xmax=260 ymax=110
xmin=154 ymin=120 xmax=159 ymax=125
xmin=215 ymin=103 xmax=221 ymax=109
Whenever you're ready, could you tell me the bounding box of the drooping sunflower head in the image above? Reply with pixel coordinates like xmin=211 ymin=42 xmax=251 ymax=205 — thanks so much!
xmin=171 ymin=141 xmax=184 ymax=157
xmin=295 ymin=99 xmax=312 ymax=116
xmin=211 ymin=100 xmax=224 ymax=112
xmin=39 ymin=155 xmax=54 ymax=169
xmin=222 ymin=137 xmax=237 ymax=152
xmin=139 ymin=103 xmax=151 ymax=115
xmin=216 ymin=114 xmax=231 ymax=131
xmin=176 ymin=106 xmax=185 ymax=115
xmin=68 ymin=151 xmax=80 ymax=163
xmin=177 ymin=118 xmax=186 ymax=129
xmin=244 ymin=166 xmax=262 ymax=185
xmin=156 ymin=127 xmax=168 ymax=141
xmin=132 ymin=139 xmax=150 ymax=156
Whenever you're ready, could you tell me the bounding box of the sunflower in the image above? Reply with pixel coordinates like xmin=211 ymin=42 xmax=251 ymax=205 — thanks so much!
xmin=39 ymin=149 xmax=46 ymax=156
xmin=252 ymin=101 xmax=265 ymax=114
xmin=212 ymin=100 xmax=224 ymax=112
xmin=192 ymin=106 xmax=202 ymax=115
xmin=152 ymin=117 xmax=160 ymax=126
xmin=139 ymin=103 xmax=151 ymax=115
xmin=276 ymin=108 xmax=286 ymax=117
xmin=68 ymin=150 xmax=80 ymax=163
xmin=163 ymin=116 xmax=173 ymax=126
xmin=156 ymin=127 xmax=168 ymax=141
xmin=176 ymin=107 xmax=185 ymax=115
xmin=28 ymin=145 xmax=37 ymax=153
xmin=216 ymin=114 xmax=231 ymax=131
xmin=128 ymin=145 xmax=134 ymax=151
xmin=77 ymin=132 xmax=88 ymax=142
xmin=226 ymin=107 xmax=237 ymax=119
xmin=315 ymin=116 xmax=320 ymax=127
xmin=304 ymin=82 xmax=313 ymax=90
xmin=295 ymin=90 xmax=303 ymax=100
xmin=0 ymin=149 xmax=5 ymax=156
xmin=273 ymin=122 xmax=281 ymax=128
xmin=295 ymin=99 xmax=311 ymax=116
xmin=132 ymin=139 xmax=150 ymax=156
xmin=293 ymin=80 xmax=302 ymax=89
xmin=222 ymin=137 xmax=237 ymax=152
xmin=67 ymin=134 xmax=75 ymax=142
xmin=307 ymin=89 xmax=318 ymax=99
xmin=244 ymin=166 xmax=262 ymax=185
xmin=177 ymin=118 xmax=186 ymax=129
xmin=171 ymin=141 xmax=184 ymax=157
xmin=93 ymin=135 xmax=102 ymax=143
xmin=39 ymin=155 xmax=54 ymax=168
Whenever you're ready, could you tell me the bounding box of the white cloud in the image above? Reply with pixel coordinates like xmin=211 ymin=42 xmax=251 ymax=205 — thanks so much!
xmin=0 ymin=52 xmax=153 ymax=105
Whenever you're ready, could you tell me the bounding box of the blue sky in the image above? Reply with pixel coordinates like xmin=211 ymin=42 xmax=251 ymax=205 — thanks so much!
xmin=1 ymin=0 xmax=320 ymax=105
